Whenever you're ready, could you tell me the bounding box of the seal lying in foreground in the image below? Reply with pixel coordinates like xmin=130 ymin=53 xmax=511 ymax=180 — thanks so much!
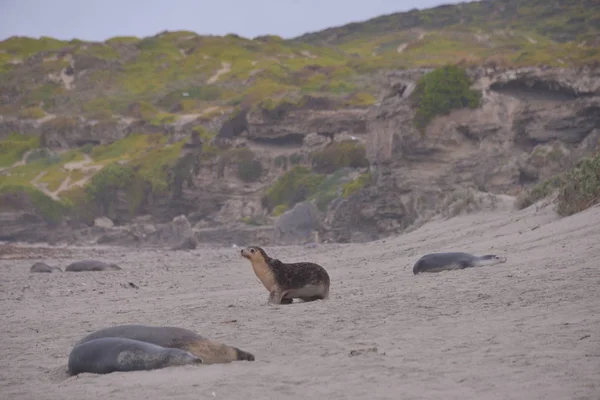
xmin=413 ymin=252 xmax=507 ymax=274
xmin=65 ymin=260 xmax=122 ymax=272
xmin=240 ymin=246 xmax=330 ymax=305
xmin=68 ymin=337 xmax=202 ymax=375
xmin=75 ymin=324 xmax=255 ymax=364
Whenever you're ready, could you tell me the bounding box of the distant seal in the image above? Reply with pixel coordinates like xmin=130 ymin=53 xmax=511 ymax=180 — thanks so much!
xmin=30 ymin=262 xmax=62 ymax=273
xmin=240 ymin=245 xmax=330 ymax=305
xmin=67 ymin=337 xmax=202 ymax=375
xmin=64 ymin=260 xmax=122 ymax=272
xmin=412 ymin=252 xmax=507 ymax=275
xmin=75 ymin=324 xmax=255 ymax=364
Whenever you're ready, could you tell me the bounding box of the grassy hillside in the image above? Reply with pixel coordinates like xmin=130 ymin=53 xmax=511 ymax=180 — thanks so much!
xmin=1 ymin=0 xmax=598 ymax=120
xmin=0 ymin=0 xmax=599 ymax=224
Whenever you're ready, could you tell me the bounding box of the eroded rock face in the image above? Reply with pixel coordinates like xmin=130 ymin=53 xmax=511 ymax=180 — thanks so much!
xmin=338 ymin=66 xmax=600 ymax=241
xmin=273 ymin=201 xmax=322 ymax=245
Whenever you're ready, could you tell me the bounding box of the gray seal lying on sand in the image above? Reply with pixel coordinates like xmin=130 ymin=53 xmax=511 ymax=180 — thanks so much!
xmin=240 ymin=246 xmax=330 ymax=305
xmin=67 ymin=337 xmax=203 ymax=375
xmin=30 ymin=262 xmax=62 ymax=273
xmin=64 ymin=260 xmax=122 ymax=272
xmin=413 ymin=252 xmax=507 ymax=275
xmin=75 ymin=324 xmax=255 ymax=364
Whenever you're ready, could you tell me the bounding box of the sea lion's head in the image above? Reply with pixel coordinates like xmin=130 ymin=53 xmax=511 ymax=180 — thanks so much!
xmin=480 ymin=254 xmax=507 ymax=264
xmin=240 ymin=246 xmax=268 ymax=262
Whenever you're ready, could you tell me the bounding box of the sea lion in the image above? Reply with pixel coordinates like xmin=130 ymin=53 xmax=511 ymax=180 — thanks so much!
xmin=75 ymin=324 xmax=255 ymax=364
xmin=67 ymin=337 xmax=202 ymax=375
xmin=240 ymin=245 xmax=330 ymax=305
xmin=64 ymin=260 xmax=122 ymax=272
xmin=30 ymin=262 xmax=62 ymax=273
xmin=412 ymin=252 xmax=507 ymax=275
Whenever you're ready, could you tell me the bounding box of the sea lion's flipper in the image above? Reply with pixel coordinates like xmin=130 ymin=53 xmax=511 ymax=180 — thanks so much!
xmin=267 ymin=288 xmax=287 ymax=305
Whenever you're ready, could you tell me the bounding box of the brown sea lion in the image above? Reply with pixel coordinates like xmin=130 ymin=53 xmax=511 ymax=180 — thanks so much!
xmin=75 ymin=324 xmax=255 ymax=364
xmin=240 ymin=245 xmax=330 ymax=305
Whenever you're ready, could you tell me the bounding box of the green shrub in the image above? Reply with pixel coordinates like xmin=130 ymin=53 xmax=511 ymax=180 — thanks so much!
xmin=263 ymin=166 xmax=325 ymax=211
xmin=233 ymin=148 xmax=263 ymax=182
xmin=309 ymin=168 xmax=351 ymax=211
xmin=514 ymin=152 xmax=600 ymax=217
xmin=311 ymin=140 xmax=369 ymax=174
xmin=0 ymin=184 xmax=70 ymax=224
xmin=85 ymin=163 xmax=144 ymax=217
xmin=221 ymin=147 xmax=263 ymax=182
xmin=412 ymin=65 xmax=481 ymax=131
xmin=556 ymin=153 xmax=600 ymax=216
xmin=514 ymin=175 xmax=566 ymax=210
xmin=342 ymin=171 xmax=373 ymax=197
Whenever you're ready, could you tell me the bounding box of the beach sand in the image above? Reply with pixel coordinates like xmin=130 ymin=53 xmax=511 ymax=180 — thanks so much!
xmin=1 ymin=199 xmax=599 ymax=400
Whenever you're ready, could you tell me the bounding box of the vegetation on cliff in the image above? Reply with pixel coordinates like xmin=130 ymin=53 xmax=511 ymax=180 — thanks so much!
xmin=515 ymin=152 xmax=600 ymax=216
xmin=412 ymin=65 xmax=481 ymax=131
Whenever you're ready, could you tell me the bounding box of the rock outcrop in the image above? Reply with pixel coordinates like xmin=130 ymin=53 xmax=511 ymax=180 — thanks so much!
xmin=330 ymin=66 xmax=600 ymax=242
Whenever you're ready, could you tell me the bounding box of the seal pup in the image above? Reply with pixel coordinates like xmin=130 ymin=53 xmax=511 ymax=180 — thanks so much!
xmin=75 ymin=324 xmax=255 ymax=364
xmin=240 ymin=245 xmax=330 ymax=305
xmin=64 ymin=260 xmax=122 ymax=272
xmin=413 ymin=252 xmax=507 ymax=275
xmin=30 ymin=262 xmax=62 ymax=273
xmin=67 ymin=337 xmax=202 ymax=375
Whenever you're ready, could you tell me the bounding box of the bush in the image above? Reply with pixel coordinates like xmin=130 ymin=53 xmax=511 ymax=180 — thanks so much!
xmin=342 ymin=172 xmax=373 ymax=197
xmin=514 ymin=152 xmax=600 ymax=217
xmin=263 ymin=166 xmax=325 ymax=211
xmin=0 ymin=184 xmax=70 ymax=224
xmin=311 ymin=140 xmax=369 ymax=174
xmin=85 ymin=163 xmax=144 ymax=217
xmin=556 ymin=153 xmax=600 ymax=216
xmin=221 ymin=148 xmax=263 ymax=182
xmin=514 ymin=175 xmax=565 ymax=210
xmin=412 ymin=64 xmax=481 ymax=131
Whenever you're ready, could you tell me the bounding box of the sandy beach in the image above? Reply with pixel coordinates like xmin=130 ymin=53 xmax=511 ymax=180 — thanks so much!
xmin=1 ymin=198 xmax=599 ymax=400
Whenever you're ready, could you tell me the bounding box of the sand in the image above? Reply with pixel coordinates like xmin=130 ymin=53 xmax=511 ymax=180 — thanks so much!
xmin=1 ymin=199 xmax=599 ymax=400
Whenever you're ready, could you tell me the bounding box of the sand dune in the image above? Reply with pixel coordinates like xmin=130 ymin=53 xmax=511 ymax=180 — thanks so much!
xmin=1 ymin=199 xmax=599 ymax=400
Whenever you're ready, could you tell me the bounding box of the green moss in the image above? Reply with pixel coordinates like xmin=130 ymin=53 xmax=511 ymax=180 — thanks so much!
xmin=0 ymin=133 xmax=41 ymax=167
xmin=342 ymin=171 xmax=372 ymax=197
xmin=263 ymin=166 xmax=325 ymax=212
xmin=412 ymin=64 xmax=481 ymax=131
xmin=311 ymin=140 xmax=369 ymax=174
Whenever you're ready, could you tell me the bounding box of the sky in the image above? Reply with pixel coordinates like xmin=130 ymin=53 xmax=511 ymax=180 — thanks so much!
xmin=0 ymin=0 xmax=467 ymax=42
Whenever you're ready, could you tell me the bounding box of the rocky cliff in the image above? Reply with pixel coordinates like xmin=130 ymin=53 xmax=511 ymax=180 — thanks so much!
xmin=324 ymin=66 xmax=600 ymax=243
